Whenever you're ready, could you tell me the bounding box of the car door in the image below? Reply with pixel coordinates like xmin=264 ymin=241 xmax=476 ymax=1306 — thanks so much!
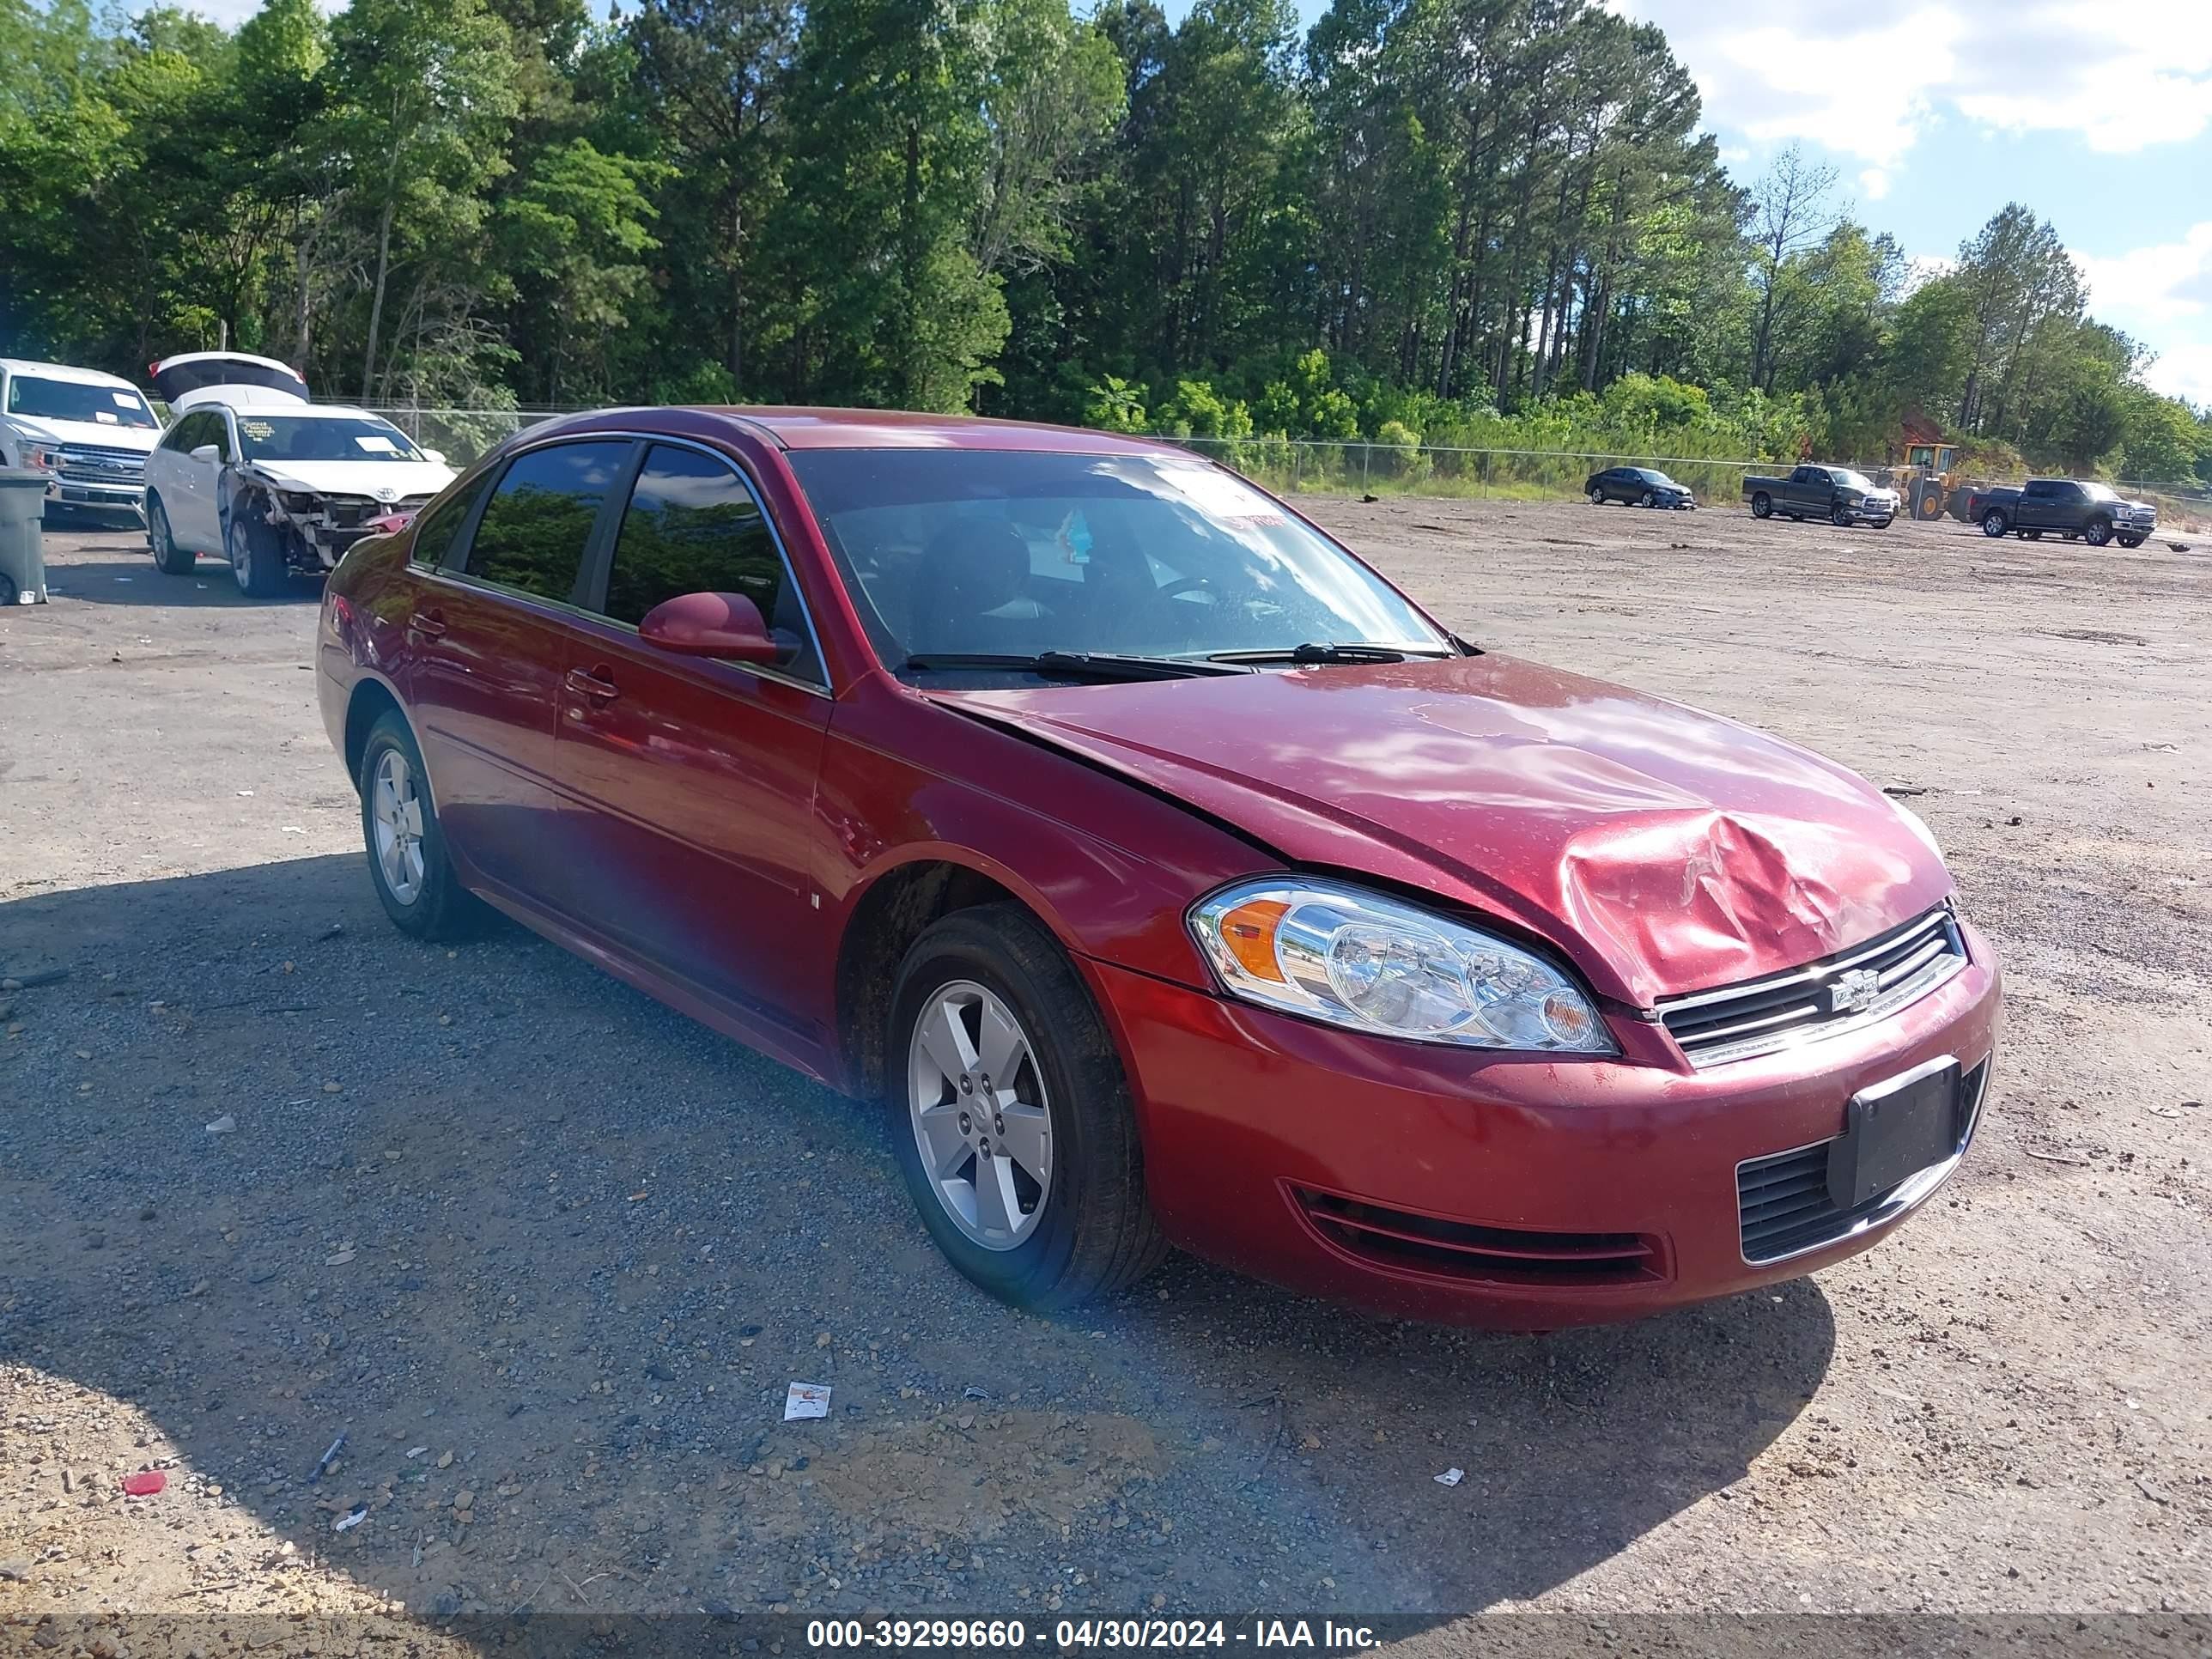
xmin=161 ymin=414 xmax=221 ymax=550
xmin=548 ymin=439 xmax=832 ymax=1041
xmin=402 ymin=437 xmax=636 ymax=914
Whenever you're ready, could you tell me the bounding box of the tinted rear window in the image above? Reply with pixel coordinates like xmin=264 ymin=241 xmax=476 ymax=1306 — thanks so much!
xmin=465 ymin=441 xmax=630 ymax=603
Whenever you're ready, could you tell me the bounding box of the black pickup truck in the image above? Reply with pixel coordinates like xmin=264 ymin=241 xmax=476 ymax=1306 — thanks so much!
xmin=1741 ymin=464 xmax=1900 ymax=527
xmin=1972 ymin=478 xmax=2158 ymax=547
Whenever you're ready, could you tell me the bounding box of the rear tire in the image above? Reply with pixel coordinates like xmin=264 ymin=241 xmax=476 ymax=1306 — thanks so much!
xmin=148 ymin=495 xmax=194 ymax=574
xmin=1981 ymin=510 xmax=2008 ymax=538
xmin=889 ymin=903 xmax=1167 ymax=1311
xmin=358 ymin=710 xmax=482 ymax=940
xmin=1751 ymin=492 xmax=1771 ymax=519
xmin=1588 ymin=486 xmax=1604 ymax=505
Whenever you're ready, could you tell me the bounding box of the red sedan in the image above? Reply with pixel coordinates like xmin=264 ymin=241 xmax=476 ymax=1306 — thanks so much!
xmin=317 ymin=407 xmax=2002 ymax=1328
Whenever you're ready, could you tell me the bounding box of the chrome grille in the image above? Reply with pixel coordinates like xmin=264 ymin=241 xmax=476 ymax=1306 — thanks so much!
xmin=1656 ymin=904 xmax=1967 ymax=1067
xmin=57 ymin=443 xmax=147 ymax=486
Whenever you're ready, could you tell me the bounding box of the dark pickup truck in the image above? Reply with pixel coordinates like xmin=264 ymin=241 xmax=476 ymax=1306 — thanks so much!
xmin=1742 ymin=464 xmax=1900 ymax=527
xmin=1972 ymin=478 xmax=2157 ymax=547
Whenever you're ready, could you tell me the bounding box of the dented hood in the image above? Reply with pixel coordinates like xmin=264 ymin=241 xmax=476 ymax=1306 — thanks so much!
xmin=242 ymin=458 xmax=457 ymax=501
xmin=933 ymin=656 xmax=1952 ymax=1005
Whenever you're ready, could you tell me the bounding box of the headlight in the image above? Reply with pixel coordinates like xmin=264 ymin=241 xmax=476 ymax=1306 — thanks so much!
xmin=1188 ymin=878 xmax=1614 ymax=1053
xmin=24 ymin=446 xmax=61 ymax=471
xmin=278 ymin=490 xmax=321 ymax=512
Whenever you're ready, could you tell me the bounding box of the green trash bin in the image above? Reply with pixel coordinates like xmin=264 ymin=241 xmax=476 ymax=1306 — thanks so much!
xmin=0 ymin=468 xmax=49 ymax=605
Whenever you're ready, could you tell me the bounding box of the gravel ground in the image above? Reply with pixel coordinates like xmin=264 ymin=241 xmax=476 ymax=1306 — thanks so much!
xmin=1 ymin=501 xmax=2207 ymax=1646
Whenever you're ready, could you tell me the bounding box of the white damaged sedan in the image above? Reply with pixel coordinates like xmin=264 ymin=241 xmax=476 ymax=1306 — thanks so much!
xmin=143 ymin=391 xmax=455 ymax=596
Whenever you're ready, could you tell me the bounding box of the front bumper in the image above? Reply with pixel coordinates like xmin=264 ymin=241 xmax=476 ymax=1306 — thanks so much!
xmin=1097 ymin=921 xmax=2002 ymax=1328
xmin=1845 ymin=500 xmax=1898 ymax=523
xmin=42 ymin=477 xmax=146 ymax=518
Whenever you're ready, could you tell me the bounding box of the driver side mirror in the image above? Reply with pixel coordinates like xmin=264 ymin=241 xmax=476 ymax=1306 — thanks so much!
xmin=190 ymin=444 xmax=221 ymax=464
xmin=423 ymin=448 xmax=447 ymax=465
xmin=637 ymin=591 xmax=781 ymax=665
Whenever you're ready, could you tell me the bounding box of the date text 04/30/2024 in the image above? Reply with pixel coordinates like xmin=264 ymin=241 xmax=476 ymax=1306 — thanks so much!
xmin=805 ymin=1619 xmax=1383 ymax=1650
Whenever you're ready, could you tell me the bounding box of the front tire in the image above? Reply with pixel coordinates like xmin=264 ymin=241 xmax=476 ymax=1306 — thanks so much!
xmin=358 ymin=711 xmax=480 ymax=939
xmin=2118 ymin=534 xmax=2144 ymax=549
xmin=890 ymin=904 xmax=1165 ymax=1311
xmin=1638 ymin=490 xmax=1655 ymax=508
xmin=1751 ymin=492 xmax=1772 ymax=519
xmin=1832 ymin=502 xmax=1853 ymax=527
xmin=1981 ymin=510 xmax=2008 ymax=538
xmin=2082 ymin=515 xmax=2113 ymax=548
xmin=148 ymin=495 xmax=194 ymax=574
xmin=228 ymin=508 xmax=288 ymax=598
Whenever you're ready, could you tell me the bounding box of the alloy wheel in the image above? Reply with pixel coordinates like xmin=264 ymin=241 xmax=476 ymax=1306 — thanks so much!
xmin=229 ymin=516 xmax=254 ymax=594
xmin=907 ymin=979 xmax=1053 ymax=1251
xmin=370 ymin=746 xmax=428 ymax=905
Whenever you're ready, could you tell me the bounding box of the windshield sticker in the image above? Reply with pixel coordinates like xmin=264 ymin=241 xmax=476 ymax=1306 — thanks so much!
xmin=1172 ymin=466 xmax=1285 ymax=527
xmin=112 ymin=391 xmax=140 ymax=409
xmin=240 ymin=420 xmax=275 ymax=441
xmin=94 ymin=410 xmax=118 ymax=423
xmin=354 ymin=434 xmax=401 ymax=454
xmin=1056 ymin=509 xmax=1093 ymax=565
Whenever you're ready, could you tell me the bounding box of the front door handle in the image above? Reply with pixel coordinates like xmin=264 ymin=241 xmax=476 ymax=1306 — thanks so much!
xmin=407 ymin=609 xmax=448 ymax=640
xmin=565 ymin=666 xmax=620 ymax=702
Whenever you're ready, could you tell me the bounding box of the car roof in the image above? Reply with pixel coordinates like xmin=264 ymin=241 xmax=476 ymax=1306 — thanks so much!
xmin=538 ymin=405 xmax=1202 ymax=458
xmin=0 ymin=357 xmax=149 ymax=392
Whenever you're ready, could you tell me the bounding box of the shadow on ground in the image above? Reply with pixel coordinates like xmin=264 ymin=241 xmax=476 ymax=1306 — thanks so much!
xmin=0 ymin=854 xmax=1832 ymax=1634
xmin=32 ymin=532 xmax=319 ymax=610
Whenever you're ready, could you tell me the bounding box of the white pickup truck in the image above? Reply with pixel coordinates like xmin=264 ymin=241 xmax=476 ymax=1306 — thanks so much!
xmin=0 ymin=358 xmax=164 ymax=523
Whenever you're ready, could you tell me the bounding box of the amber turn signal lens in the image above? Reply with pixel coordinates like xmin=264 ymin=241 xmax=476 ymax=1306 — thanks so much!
xmin=1218 ymin=898 xmax=1290 ymax=982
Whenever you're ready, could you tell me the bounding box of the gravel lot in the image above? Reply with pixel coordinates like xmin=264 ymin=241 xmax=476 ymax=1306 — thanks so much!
xmin=1 ymin=499 xmax=2207 ymax=1644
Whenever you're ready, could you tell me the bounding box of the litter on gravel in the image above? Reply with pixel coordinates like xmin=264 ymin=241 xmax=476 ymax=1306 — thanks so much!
xmin=120 ymin=1470 xmax=166 ymax=1497
xmin=1434 ymin=1468 xmax=1464 ymax=1487
xmin=204 ymin=1115 xmax=236 ymax=1135
xmin=784 ymin=1382 xmax=832 ymax=1421
xmin=332 ymin=1506 xmax=368 ymax=1532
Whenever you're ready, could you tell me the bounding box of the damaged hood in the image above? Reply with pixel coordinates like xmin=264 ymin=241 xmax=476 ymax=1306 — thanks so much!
xmin=933 ymin=656 xmax=1952 ymax=1005
xmin=241 ymin=458 xmax=455 ymax=501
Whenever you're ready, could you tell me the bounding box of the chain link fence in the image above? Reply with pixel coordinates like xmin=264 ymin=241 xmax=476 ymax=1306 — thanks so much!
xmin=351 ymin=411 xmax=2209 ymax=532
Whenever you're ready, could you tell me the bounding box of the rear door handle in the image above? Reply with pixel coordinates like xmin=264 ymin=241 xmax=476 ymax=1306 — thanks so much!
xmin=407 ymin=609 xmax=447 ymax=640
xmin=565 ymin=666 xmax=620 ymax=702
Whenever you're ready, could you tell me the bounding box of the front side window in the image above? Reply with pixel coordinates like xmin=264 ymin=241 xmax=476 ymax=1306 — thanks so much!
xmin=599 ymin=444 xmax=821 ymax=681
xmin=4 ymin=375 xmax=160 ymax=429
xmin=790 ymin=447 xmax=1449 ymax=670
xmin=464 ymin=441 xmax=630 ymax=604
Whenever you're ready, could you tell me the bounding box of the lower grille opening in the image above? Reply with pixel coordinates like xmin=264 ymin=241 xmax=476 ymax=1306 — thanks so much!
xmin=1293 ymin=1188 xmax=1662 ymax=1286
xmin=1737 ymin=1059 xmax=1989 ymax=1264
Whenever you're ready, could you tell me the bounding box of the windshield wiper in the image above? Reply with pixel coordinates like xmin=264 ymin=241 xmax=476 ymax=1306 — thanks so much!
xmin=1206 ymin=642 xmax=1453 ymax=665
xmin=900 ymin=650 xmax=1251 ymax=683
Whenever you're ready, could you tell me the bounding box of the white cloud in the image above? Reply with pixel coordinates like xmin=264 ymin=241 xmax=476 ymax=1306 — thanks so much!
xmin=1858 ymin=167 xmax=1892 ymax=202
xmin=1613 ymin=0 xmax=2212 ymax=162
xmin=2079 ymin=222 xmax=2212 ymax=322
xmin=2138 ymin=343 xmax=2212 ymax=405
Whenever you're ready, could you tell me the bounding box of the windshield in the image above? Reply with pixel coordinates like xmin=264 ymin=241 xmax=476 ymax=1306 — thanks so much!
xmin=6 ymin=375 xmax=159 ymax=429
xmin=234 ymin=414 xmax=427 ymax=464
xmin=2080 ymin=482 xmax=2119 ymax=501
xmin=1836 ymin=469 xmax=1876 ymax=492
xmin=789 ymin=449 xmax=1450 ymax=668
xmin=1635 ymin=469 xmax=1676 ymax=486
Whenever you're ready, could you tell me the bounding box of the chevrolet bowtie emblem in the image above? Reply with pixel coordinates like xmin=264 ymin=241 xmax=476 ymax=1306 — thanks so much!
xmin=1829 ymin=968 xmax=1879 ymax=1015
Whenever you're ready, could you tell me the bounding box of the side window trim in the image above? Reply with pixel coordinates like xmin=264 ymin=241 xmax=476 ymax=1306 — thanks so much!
xmin=574 ymin=441 xmax=652 ymax=612
xmin=576 ymin=434 xmax=831 ymax=693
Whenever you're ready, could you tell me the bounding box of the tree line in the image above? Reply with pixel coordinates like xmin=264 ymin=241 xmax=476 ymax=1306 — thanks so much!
xmin=3 ymin=0 xmax=2206 ymax=483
